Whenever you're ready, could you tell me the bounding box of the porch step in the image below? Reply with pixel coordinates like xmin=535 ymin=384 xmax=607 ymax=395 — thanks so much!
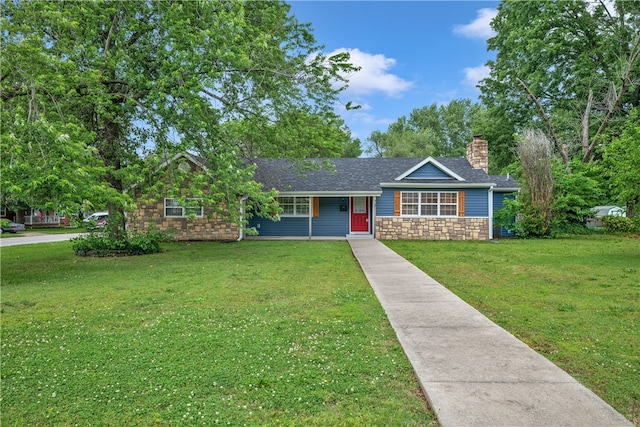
xmin=346 ymin=234 xmax=374 ymax=239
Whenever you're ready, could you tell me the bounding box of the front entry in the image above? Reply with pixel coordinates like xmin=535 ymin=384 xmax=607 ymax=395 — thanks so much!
xmin=350 ymin=197 xmax=369 ymax=232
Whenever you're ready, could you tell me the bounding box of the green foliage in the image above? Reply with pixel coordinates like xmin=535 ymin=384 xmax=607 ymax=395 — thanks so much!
xmin=366 ymin=99 xmax=485 ymax=158
xmin=602 ymin=107 xmax=640 ymax=216
xmin=225 ymin=109 xmax=361 ymax=158
xmin=495 ymin=198 xmax=551 ymax=238
xmin=601 ymin=215 xmax=639 ymax=234
xmin=71 ymin=226 xmax=172 ymax=257
xmin=497 ymin=159 xmax=604 ymax=237
xmin=1 ymin=1 xmax=358 ymax=226
xmin=551 ymin=160 xmax=604 ymax=234
xmin=481 ymin=0 xmax=640 ymax=162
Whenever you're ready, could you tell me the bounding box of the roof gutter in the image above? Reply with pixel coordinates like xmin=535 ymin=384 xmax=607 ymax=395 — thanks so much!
xmin=275 ymin=191 xmax=381 ymax=197
xmin=380 ymin=182 xmax=496 ymax=189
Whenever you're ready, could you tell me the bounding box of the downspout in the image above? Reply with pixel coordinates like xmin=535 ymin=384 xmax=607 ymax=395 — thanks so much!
xmin=237 ymin=197 xmax=247 ymax=241
xmin=488 ymin=186 xmax=494 ymax=240
xmin=371 ymin=197 xmax=376 ymax=237
xmin=308 ymin=197 xmax=313 ymax=240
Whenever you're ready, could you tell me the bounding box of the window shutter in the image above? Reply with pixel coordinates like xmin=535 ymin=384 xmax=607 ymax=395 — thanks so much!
xmin=458 ymin=191 xmax=465 ymax=217
xmin=313 ymin=197 xmax=320 ymax=217
xmin=394 ymin=191 xmax=400 ymax=216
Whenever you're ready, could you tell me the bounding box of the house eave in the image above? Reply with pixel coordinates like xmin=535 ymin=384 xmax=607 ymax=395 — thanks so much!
xmin=380 ymin=182 xmax=495 ymax=189
xmin=493 ymin=187 xmax=521 ymax=192
xmin=276 ymin=191 xmax=382 ymax=197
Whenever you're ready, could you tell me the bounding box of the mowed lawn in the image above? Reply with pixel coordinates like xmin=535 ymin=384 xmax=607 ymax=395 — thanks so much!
xmin=385 ymin=235 xmax=639 ymax=425
xmin=0 ymin=241 xmax=434 ymax=426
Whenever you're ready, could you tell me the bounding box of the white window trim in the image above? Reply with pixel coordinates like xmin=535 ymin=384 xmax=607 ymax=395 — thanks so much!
xmin=164 ymin=198 xmax=204 ymax=218
xmin=277 ymin=196 xmax=310 ymax=217
xmin=401 ymin=191 xmax=458 ymax=217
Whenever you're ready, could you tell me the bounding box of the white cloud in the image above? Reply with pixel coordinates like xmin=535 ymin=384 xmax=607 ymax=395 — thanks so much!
xmin=453 ymin=8 xmax=497 ymax=40
xmin=462 ymin=65 xmax=490 ymax=88
xmin=327 ymin=48 xmax=414 ymax=98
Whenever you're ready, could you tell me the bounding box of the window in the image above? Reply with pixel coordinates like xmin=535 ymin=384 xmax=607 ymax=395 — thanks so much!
xmin=164 ymin=198 xmax=203 ymax=217
xmin=401 ymin=191 xmax=457 ymax=216
xmin=277 ymin=196 xmax=309 ymax=217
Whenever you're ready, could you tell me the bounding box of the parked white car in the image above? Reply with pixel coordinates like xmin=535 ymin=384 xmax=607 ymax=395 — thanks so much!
xmin=83 ymin=212 xmax=109 ymax=228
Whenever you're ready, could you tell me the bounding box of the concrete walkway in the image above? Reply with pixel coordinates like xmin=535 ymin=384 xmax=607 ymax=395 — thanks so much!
xmin=348 ymin=239 xmax=633 ymax=427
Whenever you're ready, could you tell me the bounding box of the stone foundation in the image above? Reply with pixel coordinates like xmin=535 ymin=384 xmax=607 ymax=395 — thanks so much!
xmin=129 ymin=201 xmax=239 ymax=241
xmin=375 ymin=217 xmax=489 ymax=240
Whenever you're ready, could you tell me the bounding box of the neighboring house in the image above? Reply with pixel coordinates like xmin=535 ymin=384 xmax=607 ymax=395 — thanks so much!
xmin=1 ymin=205 xmax=67 ymax=227
xmin=130 ymin=136 xmax=519 ymax=241
xmin=587 ymin=205 xmax=626 ymax=227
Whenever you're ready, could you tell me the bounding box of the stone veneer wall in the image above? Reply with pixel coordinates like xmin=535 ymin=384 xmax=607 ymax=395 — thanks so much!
xmin=129 ymin=201 xmax=240 ymax=241
xmin=375 ymin=217 xmax=489 ymax=240
xmin=466 ymin=137 xmax=488 ymax=173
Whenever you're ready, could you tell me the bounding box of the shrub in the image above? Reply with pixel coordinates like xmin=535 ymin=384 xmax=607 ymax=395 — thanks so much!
xmin=600 ymin=215 xmax=638 ymax=234
xmin=71 ymin=226 xmax=173 ymax=257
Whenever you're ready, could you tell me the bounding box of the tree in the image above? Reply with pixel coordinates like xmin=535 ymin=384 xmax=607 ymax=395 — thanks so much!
xmin=1 ymin=1 xmax=357 ymax=230
xmin=481 ymin=0 xmax=640 ymax=163
xmin=602 ymin=107 xmax=640 ymax=217
xmin=365 ymin=99 xmax=484 ymax=159
xmin=225 ymin=109 xmax=361 ymax=159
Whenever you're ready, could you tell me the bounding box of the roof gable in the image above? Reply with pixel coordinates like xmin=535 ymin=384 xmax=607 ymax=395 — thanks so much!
xmin=159 ymin=152 xmax=209 ymax=171
xmin=395 ymin=157 xmax=465 ymax=181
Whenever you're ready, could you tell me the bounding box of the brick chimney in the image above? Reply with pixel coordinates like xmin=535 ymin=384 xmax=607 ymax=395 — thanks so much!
xmin=466 ymin=134 xmax=488 ymax=173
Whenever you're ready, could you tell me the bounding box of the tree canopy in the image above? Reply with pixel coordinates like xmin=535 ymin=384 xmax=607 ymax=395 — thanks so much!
xmin=602 ymin=107 xmax=640 ymax=216
xmin=480 ymin=0 xmax=640 ymax=164
xmin=1 ymin=0 xmax=358 ymax=223
xmin=366 ymin=99 xmax=485 ymax=160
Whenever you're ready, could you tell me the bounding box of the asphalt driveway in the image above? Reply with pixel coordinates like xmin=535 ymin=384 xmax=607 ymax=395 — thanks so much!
xmin=0 ymin=233 xmax=83 ymax=247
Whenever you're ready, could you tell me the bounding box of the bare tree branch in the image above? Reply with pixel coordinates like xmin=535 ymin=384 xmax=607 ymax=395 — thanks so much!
xmin=516 ymin=77 xmax=568 ymax=164
xmin=581 ymin=89 xmax=593 ymax=157
xmin=583 ymin=34 xmax=640 ymax=162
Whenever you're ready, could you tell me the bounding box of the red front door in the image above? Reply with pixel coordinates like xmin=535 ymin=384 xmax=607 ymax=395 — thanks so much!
xmin=351 ymin=197 xmax=369 ymax=232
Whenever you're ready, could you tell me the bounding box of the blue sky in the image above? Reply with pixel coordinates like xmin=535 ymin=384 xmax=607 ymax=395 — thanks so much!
xmin=287 ymin=0 xmax=500 ymax=151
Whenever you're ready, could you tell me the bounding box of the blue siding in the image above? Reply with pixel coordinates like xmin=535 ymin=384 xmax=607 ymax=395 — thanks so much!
xmin=312 ymin=197 xmax=350 ymax=236
xmin=407 ymin=163 xmax=451 ymax=179
xmin=250 ymin=216 xmax=309 ymax=236
xmin=378 ymin=187 xmax=490 ymax=217
xmin=378 ymin=188 xmax=397 ymax=216
xmin=248 ymin=197 xmax=351 ymax=237
xmin=464 ymin=188 xmax=489 ymax=217
xmin=493 ymin=192 xmax=517 ymax=237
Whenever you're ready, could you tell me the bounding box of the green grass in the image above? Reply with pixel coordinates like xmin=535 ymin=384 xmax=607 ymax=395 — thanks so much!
xmin=0 ymin=241 xmax=435 ymax=426
xmin=385 ymin=235 xmax=640 ymax=425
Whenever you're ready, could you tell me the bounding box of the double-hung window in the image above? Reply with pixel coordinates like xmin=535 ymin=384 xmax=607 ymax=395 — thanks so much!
xmin=277 ymin=196 xmax=309 ymax=217
xmin=401 ymin=191 xmax=458 ymax=217
xmin=164 ymin=198 xmax=203 ymax=218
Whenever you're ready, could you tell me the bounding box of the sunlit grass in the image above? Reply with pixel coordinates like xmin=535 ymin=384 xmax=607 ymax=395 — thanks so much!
xmin=385 ymin=235 xmax=639 ymax=425
xmin=1 ymin=241 xmax=434 ymax=426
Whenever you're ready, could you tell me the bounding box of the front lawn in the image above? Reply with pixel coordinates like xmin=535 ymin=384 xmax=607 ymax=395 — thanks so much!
xmin=0 ymin=241 xmax=434 ymax=426
xmin=385 ymin=235 xmax=639 ymax=425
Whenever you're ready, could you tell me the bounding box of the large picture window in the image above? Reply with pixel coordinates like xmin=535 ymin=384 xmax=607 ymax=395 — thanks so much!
xmin=164 ymin=198 xmax=203 ymax=217
xmin=401 ymin=191 xmax=458 ymax=217
xmin=277 ymin=196 xmax=309 ymax=217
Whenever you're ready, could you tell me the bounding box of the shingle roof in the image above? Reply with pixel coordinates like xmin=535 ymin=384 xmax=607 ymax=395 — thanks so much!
xmin=250 ymin=157 xmax=519 ymax=193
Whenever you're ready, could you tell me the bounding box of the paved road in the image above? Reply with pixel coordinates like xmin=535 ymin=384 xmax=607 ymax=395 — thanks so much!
xmin=0 ymin=233 xmax=83 ymax=247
